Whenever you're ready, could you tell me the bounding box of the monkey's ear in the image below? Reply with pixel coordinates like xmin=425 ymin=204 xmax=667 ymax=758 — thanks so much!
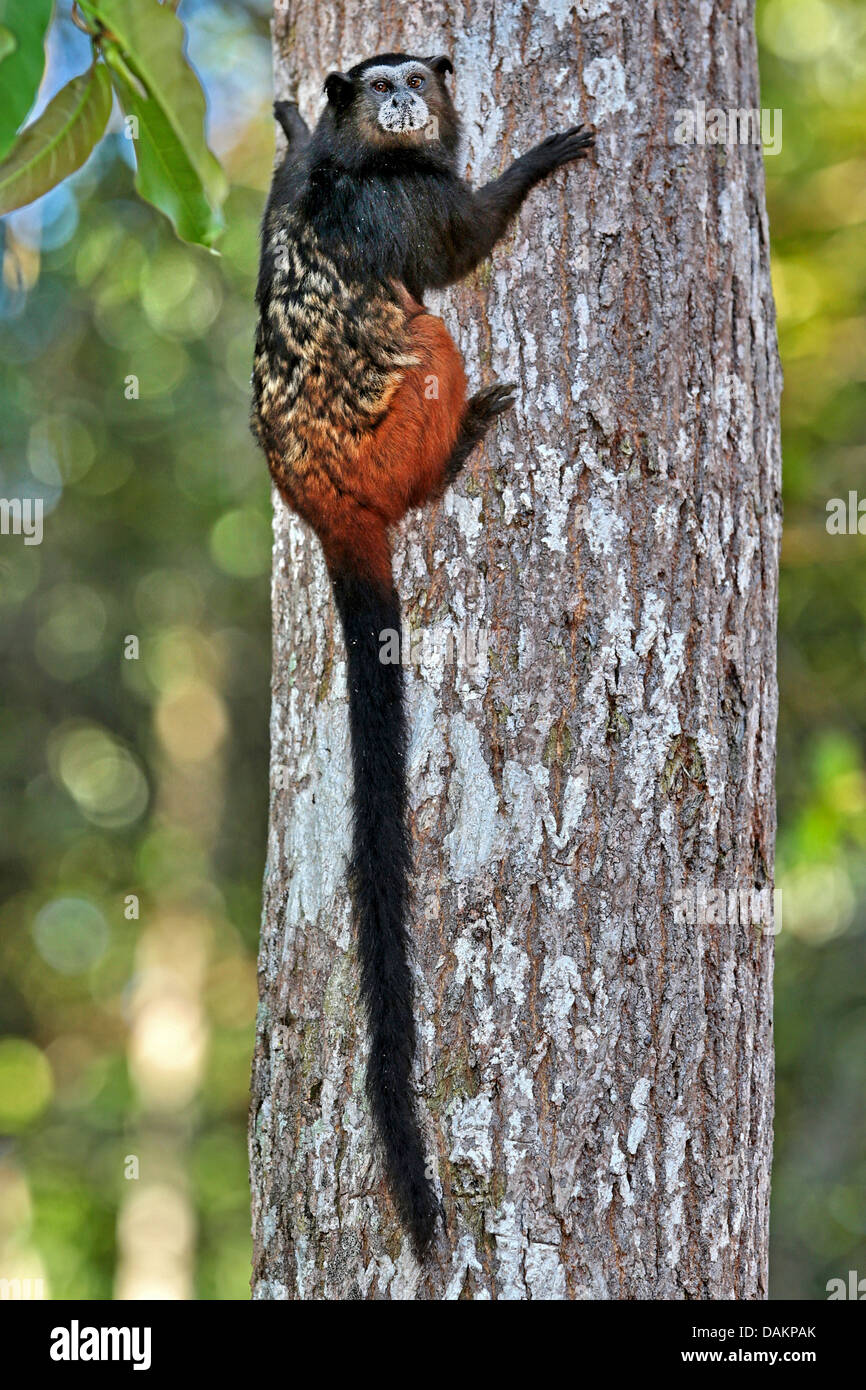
xmin=324 ymin=71 xmax=354 ymax=107
xmin=427 ymin=55 xmax=454 ymax=77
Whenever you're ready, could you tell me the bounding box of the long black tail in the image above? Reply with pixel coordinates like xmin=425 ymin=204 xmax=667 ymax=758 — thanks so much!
xmin=331 ymin=568 xmax=439 ymax=1258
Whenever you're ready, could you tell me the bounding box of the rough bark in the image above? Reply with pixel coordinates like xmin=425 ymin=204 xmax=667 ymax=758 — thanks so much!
xmin=249 ymin=0 xmax=781 ymax=1299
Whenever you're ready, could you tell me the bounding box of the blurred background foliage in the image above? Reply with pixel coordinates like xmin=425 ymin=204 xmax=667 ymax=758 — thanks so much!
xmin=0 ymin=0 xmax=273 ymax=1299
xmin=0 ymin=0 xmax=863 ymax=1299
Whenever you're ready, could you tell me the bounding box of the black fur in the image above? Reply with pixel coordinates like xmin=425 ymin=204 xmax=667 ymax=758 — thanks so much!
xmin=261 ymin=52 xmax=594 ymax=302
xmin=331 ymin=571 xmax=439 ymax=1258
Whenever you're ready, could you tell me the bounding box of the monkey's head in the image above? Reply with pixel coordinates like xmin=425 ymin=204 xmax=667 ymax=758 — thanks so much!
xmin=322 ymin=52 xmax=459 ymax=158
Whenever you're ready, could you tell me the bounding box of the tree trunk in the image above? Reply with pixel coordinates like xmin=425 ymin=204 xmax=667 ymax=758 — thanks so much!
xmin=250 ymin=0 xmax=781 ymax=1300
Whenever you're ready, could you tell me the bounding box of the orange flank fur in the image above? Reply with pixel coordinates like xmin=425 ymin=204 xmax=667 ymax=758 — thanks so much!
xmin=267 ymin=291 xmax=466 ymax=592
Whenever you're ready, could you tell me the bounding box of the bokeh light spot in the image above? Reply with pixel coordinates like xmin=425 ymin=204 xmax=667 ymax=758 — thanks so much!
xmin=0 ymin=1039 xmax=54 ymax=1131
xmin=32 ymin=897 xmax=110 ymax=975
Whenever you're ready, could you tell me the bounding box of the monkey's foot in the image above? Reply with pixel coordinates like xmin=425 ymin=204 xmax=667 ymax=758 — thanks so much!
xmin=443 ymin=382 xmax=517 ymax=485
xmin=467 ymin=382 xmax=518 ymax=424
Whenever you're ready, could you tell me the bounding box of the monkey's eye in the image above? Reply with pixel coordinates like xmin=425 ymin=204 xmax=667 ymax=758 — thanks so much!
xmin=371 ymin=80 xmax=391 ymax=94
xmin=407 ymin=74 xmax=424 ymax=89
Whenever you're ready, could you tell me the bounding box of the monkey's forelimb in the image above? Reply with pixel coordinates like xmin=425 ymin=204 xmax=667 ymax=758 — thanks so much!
xmin=472 ymin=125 xmax=595 ymax=252
xmin=274 ymin=100 xmax=311 ymax=157
xmin=450 ymin=125 xmax=595 ymax=282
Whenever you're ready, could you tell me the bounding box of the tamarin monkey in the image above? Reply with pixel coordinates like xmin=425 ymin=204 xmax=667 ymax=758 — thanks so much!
xmin=251 ymin=51 xmax=594 ymax=1259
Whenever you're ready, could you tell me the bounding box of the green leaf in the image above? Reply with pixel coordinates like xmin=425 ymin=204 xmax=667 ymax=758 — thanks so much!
xmin=0 ymin=63 xmax=112 ymax=216
xmin=78 ymin=0 xmax=226 ymax=211
xmin=0 ymin=0 xmax=54 ymax=159
xmin=106 ymin=46 xmax=223 ymax=248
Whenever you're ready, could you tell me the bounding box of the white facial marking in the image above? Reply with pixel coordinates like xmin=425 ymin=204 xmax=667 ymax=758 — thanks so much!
xmin=378 ymin=93 xmax=429 ymax=133
xmin=365 ymin=62 xmax=432 ymax=135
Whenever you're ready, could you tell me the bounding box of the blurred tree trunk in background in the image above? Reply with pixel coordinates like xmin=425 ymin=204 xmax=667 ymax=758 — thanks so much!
xmin=249 ymin=0 xmax=781 ymax=1299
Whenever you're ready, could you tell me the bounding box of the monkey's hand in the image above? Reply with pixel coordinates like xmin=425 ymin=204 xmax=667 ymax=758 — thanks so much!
xmin=274 ymin=99 xmax=311 ymax=150
xmin=525 ymin=124 xmax=595 ymax=178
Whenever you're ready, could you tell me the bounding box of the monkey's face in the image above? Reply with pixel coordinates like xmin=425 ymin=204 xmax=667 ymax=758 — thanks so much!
xmin=325 ymin=54 xmax=456 ymax=150
xmin=362 ymin=61 xmax=434 ymax=138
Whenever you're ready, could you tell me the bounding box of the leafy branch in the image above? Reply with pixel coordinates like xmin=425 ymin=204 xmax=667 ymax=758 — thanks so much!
xmin=0 ymin=0 xmax=227 ymax=248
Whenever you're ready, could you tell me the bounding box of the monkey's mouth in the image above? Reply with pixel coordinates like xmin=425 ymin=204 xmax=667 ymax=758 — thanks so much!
xmin=377 ymin=95 xmax=430 ymax=136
